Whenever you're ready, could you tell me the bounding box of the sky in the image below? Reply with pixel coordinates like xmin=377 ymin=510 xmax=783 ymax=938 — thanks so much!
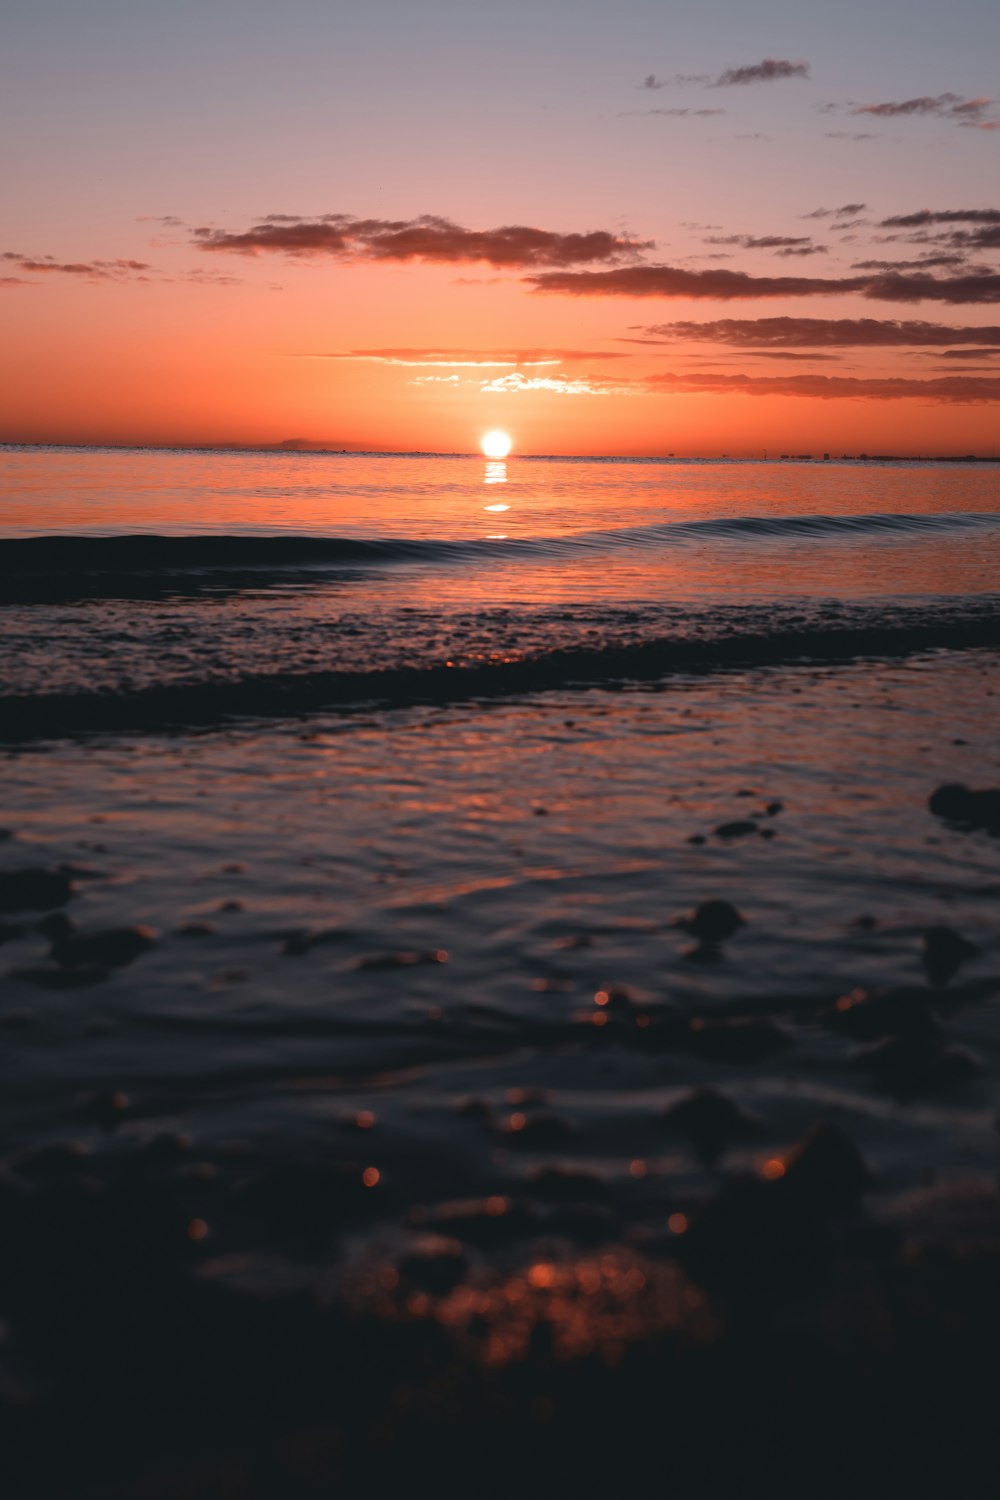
xmin=3 ymin=0 xmax=1000 ymax=455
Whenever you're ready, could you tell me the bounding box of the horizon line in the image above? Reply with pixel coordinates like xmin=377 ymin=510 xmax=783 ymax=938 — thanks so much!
xmin=1 ymin=440 xmax=997 ymax=463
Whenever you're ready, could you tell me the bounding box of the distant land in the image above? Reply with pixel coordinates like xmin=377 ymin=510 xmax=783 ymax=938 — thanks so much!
xmin=269 ymin=438 xmax=369 ymax=452
xmin=0 ymin=439 xmax=997 ymax=462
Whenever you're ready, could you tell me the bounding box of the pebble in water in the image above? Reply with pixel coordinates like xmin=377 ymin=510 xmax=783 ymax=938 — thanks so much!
xmin=928 ymin=783 xmax=1000 ymax=835
xmin=36 ymin=912 xmax=76 ymax=942
xmin=780 ymin=1123 xmax=871 ymax=1212
xmin=675 ymin=900 xmax=746 ymax=961
xmin=662 ymin=1087 xmax=758 ymax=1163
xmin=0 ymin=868 xmax=74 ymax=914
xmin=175 ymin=920 xmax=218 ymax=937
xmin=921 ymin=925 xmax=980 ymax=987
xmin=52 ymin=925 xmax=157 ymax=969
xmin=281 ymin=924 xmax=354 ymax=955
xmin=680 ymin=1125 xmax=871 ymax=1294
xmin=713 ymin=821 xmax=760 ymax=841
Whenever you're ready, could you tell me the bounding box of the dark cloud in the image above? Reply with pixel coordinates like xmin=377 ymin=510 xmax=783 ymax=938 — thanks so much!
xmin=628 ymin=317 xmax=1000 ymax=348
xmin=874 ymin=211 xmax=1000 ymax=256
xmin=195 ymin=214 xmax=650 ymax=268
xmin=176 ymin=268 xmax=244 ymax=286
xmin=1 ymin=253 xmax=243 ymax=289
xmin=705 ymin=235 xmax=815 ymax=248
xmin=805 ymin=204 xmax=867 ymax=220
xmin=639 ymin=58 xmax=808 ymax=91
xmin=700 ymin=235 xmax=828 ymax=257
xmin=856 ymin=93 xmax=957 ymax=117
xmin=855 ymin=93 xmax=995 ymax=120
xmin=18 ymin=260 xmax=100 ymax=275
xmin=715 ymin=58 xmax=810 ymax=86
xmin=934 ymin=347 xmax=1000 ymax=359
xmin=852 ymin=255 xmax=976 ymax=271
xmin=945 ymin=228 xmax=1000 ymax=250
xmin=530 ymin=266 xmax=865 ymax=299
xmin=740 ymin=351 xmax=842 ymax=360
xmin=6 ymin=257 xmax=153 ymax=281
xmin=869 ymin=271 xmax=1000 ymax=302
xmin=645 ymin=370 xmax=1000 ymax=402
xmin=0 ymin=276 xmax=31 ymax=287
xmin=529 ymin=264 xmax=1000 ymax=303
xmin=824 ymin=131 xmax=876 ymax=140
xmin=880 ymin=209 xmax=1000 ymax=228
xmin=642 ymin=72 xmax=712 ymax=88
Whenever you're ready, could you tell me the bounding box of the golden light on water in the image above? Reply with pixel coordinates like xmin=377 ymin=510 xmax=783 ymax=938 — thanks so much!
xmin=481 ymin=429 xmax=512 ymax=459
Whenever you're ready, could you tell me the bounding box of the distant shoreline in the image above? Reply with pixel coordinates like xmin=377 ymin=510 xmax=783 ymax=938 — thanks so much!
xmin=1 ymin=442 xmax=997 ymax=464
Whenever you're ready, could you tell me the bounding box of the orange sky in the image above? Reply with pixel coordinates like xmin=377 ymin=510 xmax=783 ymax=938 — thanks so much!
xmin=3 ymin=0 xmax=999 ymax=455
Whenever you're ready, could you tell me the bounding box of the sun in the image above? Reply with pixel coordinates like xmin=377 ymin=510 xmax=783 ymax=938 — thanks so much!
xmin=480 ymin=429 xmax=512 ymax=459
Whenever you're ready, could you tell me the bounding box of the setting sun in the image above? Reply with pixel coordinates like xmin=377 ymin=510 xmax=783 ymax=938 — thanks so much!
xmin=480 ymin=429 xmax=513 ymax=459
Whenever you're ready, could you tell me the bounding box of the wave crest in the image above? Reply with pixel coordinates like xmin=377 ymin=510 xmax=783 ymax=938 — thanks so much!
xmin=2 ymin=512 xmax=997 ymax=603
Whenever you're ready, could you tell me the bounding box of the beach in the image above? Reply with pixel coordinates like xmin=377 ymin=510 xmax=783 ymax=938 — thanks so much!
xmin=2 ymin=446 xmax=999 ymax=1495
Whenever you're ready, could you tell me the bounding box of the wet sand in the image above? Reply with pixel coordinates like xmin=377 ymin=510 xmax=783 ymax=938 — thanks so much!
xmin=2 ymin=648 xmax=999 ymax=1496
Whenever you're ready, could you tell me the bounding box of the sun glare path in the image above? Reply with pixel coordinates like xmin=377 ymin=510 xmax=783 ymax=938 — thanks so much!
xmin=481 ymin=429 xmax=512 ymax=459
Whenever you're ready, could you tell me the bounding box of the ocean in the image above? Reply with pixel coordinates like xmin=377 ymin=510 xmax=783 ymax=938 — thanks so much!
xmin=2 ymin=444 xmax=1000 ymax=1492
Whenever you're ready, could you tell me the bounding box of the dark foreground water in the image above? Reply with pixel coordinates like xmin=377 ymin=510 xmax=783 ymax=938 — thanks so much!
xmin=1 ymin=448 xmax=999 ymax=1496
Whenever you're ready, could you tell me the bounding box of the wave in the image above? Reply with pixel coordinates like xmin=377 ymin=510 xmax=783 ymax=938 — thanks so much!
xmin=3 ymin=600 xmax=999 ymax=743
xmin=2 ymin=512 xmax=997 ymax=603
